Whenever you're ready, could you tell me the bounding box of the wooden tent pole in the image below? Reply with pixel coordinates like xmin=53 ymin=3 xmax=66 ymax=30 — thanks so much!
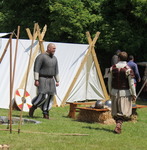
xmin=61 ymin=32 xmax=100 ymax=106
xmin=4 ymin=32 xmax=14 ymax=132
xmin=26 ymin=28 xmax=38 ymax=40
xmin=11 ymin=26 xmax=20 ymax=97
xmin=9 ymin=33 xmax=13 ymax=133
xmin=12 ymin=26 xmax=20 ymax=89
xmin=86 ymin=32 xmax=110 ymax=100
xmin=91 ymin=47 xmax=109 ymax=100
xmin=7 ymin=27 xmax=20 ymax=133
xmin=37 ymin=24 xmax=45 ymax=53
xmin=18 ymin=23 xmax=37 ymax=134
xmin=25 ymin=28 xmax=33 ymax=40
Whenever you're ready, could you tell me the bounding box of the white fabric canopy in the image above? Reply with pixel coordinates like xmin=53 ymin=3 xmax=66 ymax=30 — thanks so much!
xmin=0 ymin=38 xmax=106 ymax=110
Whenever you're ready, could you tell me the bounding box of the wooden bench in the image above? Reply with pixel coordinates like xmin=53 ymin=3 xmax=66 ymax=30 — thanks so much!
xmin=67 ymin=101 xmax=147 ymax=119
xmin=66 ymin=102 xmax=95 ymax=119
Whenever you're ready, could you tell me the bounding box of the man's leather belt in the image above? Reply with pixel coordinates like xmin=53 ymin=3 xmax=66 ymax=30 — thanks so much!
xmin=39 ymin=74 xmax=53 ymax=78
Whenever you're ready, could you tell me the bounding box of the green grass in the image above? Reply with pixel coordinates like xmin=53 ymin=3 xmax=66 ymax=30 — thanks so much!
xmin=0 ymin=100 xmax=147 ymax=150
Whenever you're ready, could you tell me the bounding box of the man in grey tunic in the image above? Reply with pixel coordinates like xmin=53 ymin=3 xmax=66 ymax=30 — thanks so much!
xmin=29 ymin=43 xmax=59 ymax=119
xmin=108 ymin=51 xmax=136 ymax=134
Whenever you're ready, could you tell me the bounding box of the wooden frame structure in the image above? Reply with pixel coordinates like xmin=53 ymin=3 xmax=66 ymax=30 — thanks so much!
xmin=61 ymin=32 xmax=110 ymax=106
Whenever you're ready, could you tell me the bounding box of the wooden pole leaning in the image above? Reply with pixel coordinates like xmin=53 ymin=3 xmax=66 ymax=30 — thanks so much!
xmin=18 ymin=23 xmax=37 ymax=134
xmin=86 ymin=32 xmax=110 ymax=101
xmin=0 ymin=37 xmax=11 ymax=63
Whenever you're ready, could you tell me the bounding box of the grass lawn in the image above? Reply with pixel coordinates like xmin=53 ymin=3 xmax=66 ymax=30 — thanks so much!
xmin=0 ymin=100 xmax=147 ymax=150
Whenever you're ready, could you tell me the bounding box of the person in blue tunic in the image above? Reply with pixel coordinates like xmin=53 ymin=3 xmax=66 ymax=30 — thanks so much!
xmin=127 ymin=55 xmax=141 ymax=87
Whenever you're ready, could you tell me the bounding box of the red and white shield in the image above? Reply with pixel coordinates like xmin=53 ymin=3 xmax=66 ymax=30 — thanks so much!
xmin=15 ymin=89 xmax=32 ymax=112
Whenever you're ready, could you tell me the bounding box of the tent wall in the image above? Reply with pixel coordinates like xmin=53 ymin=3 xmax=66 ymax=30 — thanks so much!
xmin=66 ymin=53 xmax=105 ymax=103
xmin=0 ymin=38 xmax=107 ymax=109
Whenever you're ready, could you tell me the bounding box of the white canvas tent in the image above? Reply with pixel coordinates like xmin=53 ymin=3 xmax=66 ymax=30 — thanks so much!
xmin=0 ymin=32 xmax=109 ymax=110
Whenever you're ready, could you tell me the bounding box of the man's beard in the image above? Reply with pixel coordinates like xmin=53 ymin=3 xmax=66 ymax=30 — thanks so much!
xmin=49 ymin=53 xmax=53 ymax=57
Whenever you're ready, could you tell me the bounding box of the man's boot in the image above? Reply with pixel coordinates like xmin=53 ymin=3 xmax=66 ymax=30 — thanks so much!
xmin=114 ymin=119 xmax=123 ymax=134
xmin=43 ymin=114 xmax=49 ymax=119
xmin=29 ymin=105 xmax=37 ymax=117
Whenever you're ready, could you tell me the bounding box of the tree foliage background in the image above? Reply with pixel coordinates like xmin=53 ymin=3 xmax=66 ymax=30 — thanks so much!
xmin=0 ymin=0 xmax=146 ymax=71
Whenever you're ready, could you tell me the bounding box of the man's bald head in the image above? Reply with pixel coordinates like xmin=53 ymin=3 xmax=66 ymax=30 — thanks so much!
xmin=46 ymin=43 xmax=56 ymax=55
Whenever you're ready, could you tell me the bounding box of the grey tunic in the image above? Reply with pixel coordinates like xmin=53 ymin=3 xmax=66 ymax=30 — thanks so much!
xmin=34 ymin=52 xmax=59 ymax=95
